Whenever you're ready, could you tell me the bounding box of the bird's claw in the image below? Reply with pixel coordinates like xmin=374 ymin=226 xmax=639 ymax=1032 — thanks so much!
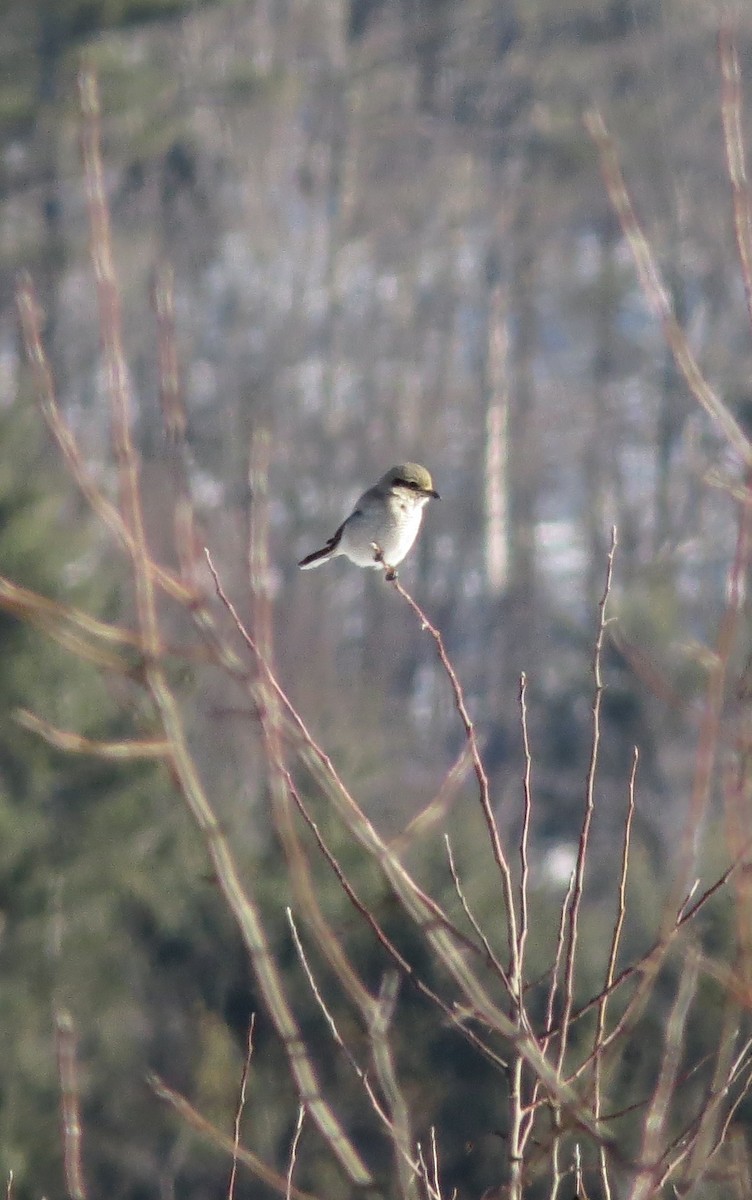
xmin=371 ymin=542 xmax=397 ymax=581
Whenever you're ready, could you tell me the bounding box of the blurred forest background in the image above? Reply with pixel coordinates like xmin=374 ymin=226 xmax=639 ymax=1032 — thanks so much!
xmin=3 ymin=0 xmax=752 ymax=1197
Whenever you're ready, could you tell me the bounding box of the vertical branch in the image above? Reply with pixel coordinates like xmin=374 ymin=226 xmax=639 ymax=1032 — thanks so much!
xmin=628 ymin=953 xmax=699 ymax=1200
xmin=517 ymin=672 xmax=532 ymax=969
xmin=485 ymin=286 xmax=510 ymax=594
xmin=676 ymin=1005 xmax=747 ymax=1190
xmin=723 ymin=478 xmax=752 ymax=987
xmin=369 ymin=974 xmax=420 ymax=1200
xmin=545 ymin=533 xmax=616 ymax=1199
xmin=55 ymin=1008 xmax=87 ymax=1200
xmin=586 ymin=104 xmax=752 ymax=917
xmin=245 ymin=441 xmax=406 ymax=1181
xmin=416 ymin=1128 xmax=444 ymax=1200
xmin=593 ymin=747 xmax=638 ymax=1200
xmin=719 ymin=20 xmax=752 ymax=996
xmin=286 ymin=908 xmax=402 ymax=1135
xmin=681 ymin=480 xmax=752 ymax=923
xmin=385 ymin=579 xmax=593 ymax=1182
xmin=537 ymin=871 xmax=576 ymax=1110
xmin=388 ymin=577 xmax=520 ymax=977
xmin=730 ymin=1126 xmax=752 ymax=1198
xmin=248 ymin=427 xmax=274 ymax=660
xmin=719 ymin=23 xmax=752 ymax=333
xmin=151 ymin=263 xmax=197 ymax=584
xmin=15 ymin=276 xmax=188 ymax=603
xmin=557 ymin=530 xmax=617 ymax=1069
xmin=285 ymin=1106 xmax=305 ymax=1200
xmin=228 ymin=1015 xmax=255 ymax=1200
xmin=507 ymin=672 xmax=533 ymax=1200
xmin=78 ymin=65 xmax=159 ymax=656
xmin=76 ymin=67 xmax=372 ymax=1189
xmin=247 ymin=434 xmax=383 ymax=1024
xmin=152 ymin=262 xmax=187 ymax=444
xmin=209 ymin=558 xmax=604 ymax=1135
xmin=584 ymin=108 xmax=752 ymax=466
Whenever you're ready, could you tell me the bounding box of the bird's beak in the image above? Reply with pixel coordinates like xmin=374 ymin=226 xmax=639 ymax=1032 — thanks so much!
xmin=428 ymin=488 xmax=440 ymax=499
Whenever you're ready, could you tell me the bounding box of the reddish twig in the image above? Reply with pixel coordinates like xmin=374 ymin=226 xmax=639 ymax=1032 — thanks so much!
xmin=557 ymin=529 xmax=617 ymax=1076
xmin=285 ymin=1106 xmax=305 ymax=1200
xmin=387 ymin=573 xmax=518 ymax=970
xmin=55 ymin=1008 xmax=87 ymax=1200
xmin=594 ymin=746 xmax=638 ymax=1200
xmin=719 ymin=23 xmax=752 ymax=334
xmin=149 ymin=1075 xmax=318 ymax=1200
xmin=585 ymin=108 xmax=752 ymax=467
xmin=228 ymin=1014 xmax=255 ymax=1200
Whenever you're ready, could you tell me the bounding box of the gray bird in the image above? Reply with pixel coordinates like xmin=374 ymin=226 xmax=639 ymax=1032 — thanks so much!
xmin=298 ymin=463 xmax=439 ymax=579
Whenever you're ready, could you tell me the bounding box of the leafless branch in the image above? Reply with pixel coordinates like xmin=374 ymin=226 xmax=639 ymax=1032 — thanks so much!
xmin=228 ymin=1014 xmax=255 ymax=1200
xmin=55 ymin=1008 xmax=87 ymax=1200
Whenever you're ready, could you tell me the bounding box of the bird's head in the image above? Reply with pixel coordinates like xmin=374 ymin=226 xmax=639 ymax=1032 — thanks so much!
xmin=382 ymin=463 xmax=440 ymax=500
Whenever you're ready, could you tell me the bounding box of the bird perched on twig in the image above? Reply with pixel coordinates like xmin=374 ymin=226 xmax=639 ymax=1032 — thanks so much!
xmin=298 ymin=463 xmax=440 ymax=580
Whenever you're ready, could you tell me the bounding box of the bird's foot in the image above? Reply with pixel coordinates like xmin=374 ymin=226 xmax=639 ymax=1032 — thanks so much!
xmin=371 ymin=543 xmax=397 ymax=581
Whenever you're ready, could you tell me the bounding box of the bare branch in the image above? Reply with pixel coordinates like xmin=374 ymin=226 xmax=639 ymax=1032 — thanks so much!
xmin=585 ymin=109 xmax=752 ymax=467
xmin=149 ymin=1076 xmax=318 ymax=1200
xmin=55 ymin=1008 xmax=87 ymax=1200
xmin=557 ymin=529 xmax=617 ymax=1072
xmin=386 ymin=572 xmax=520 ymax=977
xmin=286 ymin=1107 xmax=305 ymax=1200
xmin=628 ymin=953 xmax=700 ymax=1200
xmin=228 ymin=1015 xmax=255 ymax=1200
xmin=719 ymin=22 xmax=752 ymax=335
xmin=15 ymin=710 xmax=170 ymax=760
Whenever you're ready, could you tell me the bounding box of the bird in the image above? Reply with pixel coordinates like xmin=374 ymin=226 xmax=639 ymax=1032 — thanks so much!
xmin=298 ymin=463 xmax=440 ymax=580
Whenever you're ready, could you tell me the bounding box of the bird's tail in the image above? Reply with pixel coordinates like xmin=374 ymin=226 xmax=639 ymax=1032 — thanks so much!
xmin=298 ymin=545 xmax=335 ymax=569
xmin=298 ymin=524 xmax=344 ymax=569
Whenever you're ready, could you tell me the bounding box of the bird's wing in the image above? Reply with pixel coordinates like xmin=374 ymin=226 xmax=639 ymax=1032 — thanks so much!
xmin=323 ymin=517 xmax=349 ymax=551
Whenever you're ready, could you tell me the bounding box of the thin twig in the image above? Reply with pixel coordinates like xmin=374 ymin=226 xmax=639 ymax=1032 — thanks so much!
xmin=228 ymin=1014 xmax=255 ymax=1200
xmin=285 ymin=908 xmax=396 ymax=1133
xmin=628 ymin=953 xmax=700 ymax=1200
xmin=386 ymin=571 xmax=520 ymax=976
xmin=286 ymin=1106 xmax=305 ymax=1200
xmin=719 ymin=22 xmax=752 ymax=334
xmin=79 ymin=64 xmax=161 ymax=662
xmin=429 ymin=1127 xmax=443 ymax=1200
xmin=151 ymin=261 xmax=197 ymax=585
xmin=15 ymin=275 xmax=188 ymax=603
xmin=284 ymin=769 xmax=509 ymax=1072
xmin=557 ymin=529 xmax=617 ymax=1074
xmin=445 ymin=835 xmax=511 ymax=987
xmin=593 ymin=747 xmax=638 ymax=1200
xmin=507 ymin=676 xmax=535 ymax=1200
xmin=526 ymin=869 xmax=576 ymax=1162
xmin=388 ymin=744 xmax=473 ymax=855
xmin=654 ymin=1028 xmax=752 ymax=1192
xmin=416 ymin=1129 xmax=443 ymax=1200
xmin=75 ymin=103 xmax=377 ymax=1190
xmin=369 ymin=973 xmax=421 ymax=1200
xmin=149 ymin=1075 xmax=318 ymax=1200
xmin=55 ymin=1008 xmax=87 ymax=1200
xmin=585 ymin=108 xmax=752 ymax=467
xmin=518 ymin=672 xmax=532 ymax=970
xmin=207 ymin=551 xmax=609 ymax=1140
